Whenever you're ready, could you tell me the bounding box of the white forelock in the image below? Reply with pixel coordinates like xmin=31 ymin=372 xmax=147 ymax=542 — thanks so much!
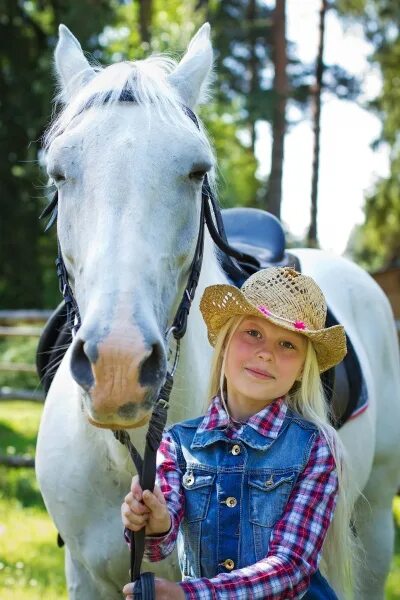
xmin=44 ymin=54 xmax=208 ymax=150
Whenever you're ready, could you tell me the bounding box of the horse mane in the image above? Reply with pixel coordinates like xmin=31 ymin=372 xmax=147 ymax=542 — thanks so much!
xmin=44 ymin=54 xmax=209 ymax=150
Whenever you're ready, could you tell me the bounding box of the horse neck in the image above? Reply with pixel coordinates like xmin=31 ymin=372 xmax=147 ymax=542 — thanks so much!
xmin=169 ymin=231 xmax=228 ymax=424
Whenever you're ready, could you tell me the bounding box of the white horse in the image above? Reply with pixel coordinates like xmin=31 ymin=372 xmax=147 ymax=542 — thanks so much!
xmin=36 ymin=23 xmax=400 ymax=600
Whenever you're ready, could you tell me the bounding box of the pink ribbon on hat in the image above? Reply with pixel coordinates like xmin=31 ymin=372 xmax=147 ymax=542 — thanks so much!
xmin=257 ymin=305 xmax=307 ymax=330
xmin=258 ymin=305 xmax=271 ymax=317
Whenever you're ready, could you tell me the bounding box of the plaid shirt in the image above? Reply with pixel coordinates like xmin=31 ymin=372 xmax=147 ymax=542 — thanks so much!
xmin=143 ymin=396 xmax=338 ymax=599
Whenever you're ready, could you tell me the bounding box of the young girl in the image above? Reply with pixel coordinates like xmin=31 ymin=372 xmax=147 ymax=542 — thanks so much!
xmin=121 ymin=267 xmax=351 ymax=599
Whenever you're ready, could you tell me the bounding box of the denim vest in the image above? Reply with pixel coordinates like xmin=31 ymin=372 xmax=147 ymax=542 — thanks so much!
xmin=168 ymin=407 xmax=338 ymax=599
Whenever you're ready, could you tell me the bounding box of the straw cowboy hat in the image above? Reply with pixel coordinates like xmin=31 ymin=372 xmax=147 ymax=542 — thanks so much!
xmin=200 ymin=266 xmax=347 ymax=373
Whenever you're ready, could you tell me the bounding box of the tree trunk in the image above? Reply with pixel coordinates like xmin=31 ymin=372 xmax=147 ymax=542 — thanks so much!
xmin=138 ymin=0 xmax=152 ymax=45
xmin=266 ymin=0 xmax=287 ymax=220
xmin=308 ymin=0 xmax=328 ymax=247
xmin=247 ymin=0 xmax=258 ymax=153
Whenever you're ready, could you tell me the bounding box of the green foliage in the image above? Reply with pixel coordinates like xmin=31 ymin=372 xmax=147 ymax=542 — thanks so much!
xmin=206 ymin=0 xmax=275 ymax=125
xmin=104 ymin=0 xmax=204 ymax=60
xmin=200 ymin=101 xmax=261 ymax=208
xmin=0 ymin=0 xmax=114 ymax=309
xmin=351 ymin=154 xmax=400 ymax=269
xmin=0 ymin=334 xmax=39 ymax=389
xmin=338 ymin=0 xmax=400 ymax=269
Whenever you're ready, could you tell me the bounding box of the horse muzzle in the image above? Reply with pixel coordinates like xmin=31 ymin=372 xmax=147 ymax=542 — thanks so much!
xmin=70 ymin=331 xmax=167 ymax=427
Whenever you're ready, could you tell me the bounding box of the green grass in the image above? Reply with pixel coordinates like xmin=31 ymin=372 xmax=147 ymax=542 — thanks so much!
xmin=388 ymin=499 xmax=400 ymax=598
xmin=1 ymin=398 xmax=400 ymax=598
xmin=0 ymin=401 xmax=67 ymax=599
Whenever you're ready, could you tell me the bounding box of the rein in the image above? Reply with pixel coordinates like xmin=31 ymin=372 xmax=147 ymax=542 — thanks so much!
xmin=41 ymin=102 xmax=249 ymax=599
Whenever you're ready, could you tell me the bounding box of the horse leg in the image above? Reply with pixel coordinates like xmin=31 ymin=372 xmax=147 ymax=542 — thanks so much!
xmin=65 ymin=547 xmax=98 ymax=600
xmin=65 ymin=546 xmax=124 ymax=600
xmin=352 ymin=465 xmax=397 ymax=600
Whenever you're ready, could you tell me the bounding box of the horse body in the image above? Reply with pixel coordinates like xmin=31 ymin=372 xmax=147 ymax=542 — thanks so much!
xmin=36 ymin=24 xmax=400 ymax=600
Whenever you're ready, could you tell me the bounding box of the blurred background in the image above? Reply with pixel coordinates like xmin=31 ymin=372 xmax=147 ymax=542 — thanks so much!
xmin=0 ymin=0 xmax=399 ymax=598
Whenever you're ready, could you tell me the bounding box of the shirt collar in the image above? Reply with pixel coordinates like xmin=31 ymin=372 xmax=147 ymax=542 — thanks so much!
xmin=196 ymin=394 xmax=288 ymax=440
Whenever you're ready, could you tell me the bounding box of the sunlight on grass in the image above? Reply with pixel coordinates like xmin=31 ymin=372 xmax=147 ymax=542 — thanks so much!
xmin=0 ymin=502 xmax=67 ymax=599
xmin=0 ymin=401 xmax=67 ymax=599
xmin=0 ymin=401 xmax=41 ymax=456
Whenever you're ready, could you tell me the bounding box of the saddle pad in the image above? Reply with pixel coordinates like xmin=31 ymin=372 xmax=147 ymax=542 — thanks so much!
xmin=324 ymin=307 xmax=368 ymax=428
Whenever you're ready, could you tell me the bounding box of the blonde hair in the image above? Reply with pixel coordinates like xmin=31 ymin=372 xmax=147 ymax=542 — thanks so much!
xmin=206 ymin=315 xmax=355 ymax=597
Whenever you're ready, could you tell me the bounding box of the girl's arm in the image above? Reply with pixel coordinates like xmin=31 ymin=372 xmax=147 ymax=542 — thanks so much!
xmin=178 ymin=432 xmax=338 ymax=599
xmin=123 ymin=431 xmax=184 ymax=562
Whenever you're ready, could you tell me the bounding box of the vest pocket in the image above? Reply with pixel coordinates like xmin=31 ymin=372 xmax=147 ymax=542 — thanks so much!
xmin=248 ymin=472 xmax=295 ymax=528
xmin=182 ymin=470 xmax=215 ymax=523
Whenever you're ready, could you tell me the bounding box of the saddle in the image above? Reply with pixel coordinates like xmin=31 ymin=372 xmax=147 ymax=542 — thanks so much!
xmin=36 ymin=207 xmax=367 ymax=429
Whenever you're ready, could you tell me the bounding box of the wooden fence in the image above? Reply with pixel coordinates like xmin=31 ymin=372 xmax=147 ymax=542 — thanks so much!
xmin=0 ymin=310 xmax=51 ymax=467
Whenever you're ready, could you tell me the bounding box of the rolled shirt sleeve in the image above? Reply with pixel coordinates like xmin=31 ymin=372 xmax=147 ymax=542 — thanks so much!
xmin=143 ymin=431 xmax=185 ymax=561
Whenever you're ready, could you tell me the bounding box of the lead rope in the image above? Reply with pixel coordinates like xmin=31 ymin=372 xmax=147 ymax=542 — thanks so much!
xmin=114 ymin=345 xmax=179 ymax=599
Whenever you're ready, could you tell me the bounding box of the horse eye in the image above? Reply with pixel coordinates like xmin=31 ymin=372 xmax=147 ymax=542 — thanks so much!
xmin=189 ymin=170 xmax=207 ymax=182
xmin=48 ymin=168 xmax=66 ymax=185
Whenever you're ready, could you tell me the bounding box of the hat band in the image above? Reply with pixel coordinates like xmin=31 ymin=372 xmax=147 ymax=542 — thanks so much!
xmin=257 ymin=305 xmax=306 ymax=331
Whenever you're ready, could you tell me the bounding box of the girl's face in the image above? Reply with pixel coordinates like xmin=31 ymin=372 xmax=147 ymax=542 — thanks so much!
xmin=224 ymin=316 xmax=308 ymax=419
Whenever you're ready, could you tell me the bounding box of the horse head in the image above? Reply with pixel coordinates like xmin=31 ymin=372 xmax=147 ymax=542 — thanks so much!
xmin=46 ymin=24 xmax=214 ymax=429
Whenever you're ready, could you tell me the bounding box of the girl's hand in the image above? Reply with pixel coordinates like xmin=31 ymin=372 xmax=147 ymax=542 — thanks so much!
xmin=123 ymin=578 xmax=185 ymax=600
xmin=121 ymin=475 xmax=171 ymax=536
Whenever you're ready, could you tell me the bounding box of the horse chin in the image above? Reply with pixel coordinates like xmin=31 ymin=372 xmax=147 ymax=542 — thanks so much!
xmin=79 ymin=390 xmax=153 ymax=430
xmin=87 ymin=413 xmax=151 ymax=430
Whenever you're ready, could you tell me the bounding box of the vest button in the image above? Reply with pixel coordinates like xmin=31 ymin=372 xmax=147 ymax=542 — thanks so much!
xmin=226 ymin=496 xmax=237 ymax=508
xmin=223 ymin=558 xmax=235 ymax=570
xmin=231 ymin=444 xmax=241 ymax=455
xmin=184 ymin=473 xmax=195 ymax=486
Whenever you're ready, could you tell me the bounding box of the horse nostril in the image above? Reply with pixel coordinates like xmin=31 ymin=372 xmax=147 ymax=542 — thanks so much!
xmin=70 ymin=338 xmax=95 ymax=392
xmin=139 ymin=342 xmax=166 ymax=388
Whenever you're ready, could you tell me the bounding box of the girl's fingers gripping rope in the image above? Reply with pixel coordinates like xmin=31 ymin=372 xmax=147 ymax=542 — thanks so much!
xmin=121 ymin=488 xmax=150 ymax=531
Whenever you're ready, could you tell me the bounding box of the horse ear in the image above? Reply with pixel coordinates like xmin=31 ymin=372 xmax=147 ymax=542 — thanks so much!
xmin=55 ymin=24 xmax=95 ymax=101
xmin=168 ymin=23 xmax=213 ymax=108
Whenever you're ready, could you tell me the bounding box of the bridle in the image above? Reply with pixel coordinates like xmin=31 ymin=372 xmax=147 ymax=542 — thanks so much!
xmin=41 ymin=97 xmax=254 ymax=599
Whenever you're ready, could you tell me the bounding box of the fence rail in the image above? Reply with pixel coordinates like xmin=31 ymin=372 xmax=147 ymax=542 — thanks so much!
xmin=0 ymin=387 xmax=45 ymax=402
xmin=0 ymin=310 xmax=52 ymax=322
xmin=0 ymin=310 xmax=50 ymax=467
xmin=0 ymin=325 xmax=43 ymax=337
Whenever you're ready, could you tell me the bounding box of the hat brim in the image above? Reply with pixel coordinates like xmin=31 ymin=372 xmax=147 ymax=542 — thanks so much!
xmin=200 ymin=283 xmax=347 ymax=373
